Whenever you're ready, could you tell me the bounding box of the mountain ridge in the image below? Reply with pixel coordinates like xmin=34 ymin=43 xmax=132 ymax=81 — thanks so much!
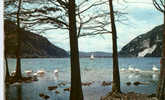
xmin=119 ymin=24 xmax=163 ymax=57
xmin=5 ymin=20 xmax=69 ymax=58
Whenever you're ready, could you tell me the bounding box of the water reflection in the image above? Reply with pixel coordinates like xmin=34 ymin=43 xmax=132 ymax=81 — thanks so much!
xmin=6 ymin=84 xmax=22 ymax=100
xmin=17 ymin=85 xmax=22 ymax=100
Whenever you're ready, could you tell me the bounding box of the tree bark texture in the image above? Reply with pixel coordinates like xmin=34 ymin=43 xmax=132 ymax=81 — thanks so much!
xmin=15 ymin=0 xmax=22 ymax=80
xmin=108 ymin=0 xmax=121 ymax=93
xmin=157 ymin=10 xmax=165 ymax=100
xmin=68 ymin=0 xmax=84 ymax=100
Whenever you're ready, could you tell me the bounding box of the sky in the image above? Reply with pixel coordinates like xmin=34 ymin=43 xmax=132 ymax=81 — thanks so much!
xmin=42 ymin=0 xmax=163 ymax=53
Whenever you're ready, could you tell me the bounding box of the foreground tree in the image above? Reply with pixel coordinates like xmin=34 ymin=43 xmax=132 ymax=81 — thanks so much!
xmin=108 ymin=0 xmax=121 ymax=93
xmin=68 ymin=0 xmax=83 ymax=100
xmin=4 ymin=24 xmax=10 ymax=82
xmin=5 ymin=50 xmax=10 ymax=82
xmin=15 ymin=0 xmax=23 ymax=80
xmin=153 ymin=0 xmax=165 ymax=100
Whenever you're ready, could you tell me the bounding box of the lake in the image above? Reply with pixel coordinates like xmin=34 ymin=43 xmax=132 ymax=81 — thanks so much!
xmin=6 ymin=57 xmax=160 ymax=100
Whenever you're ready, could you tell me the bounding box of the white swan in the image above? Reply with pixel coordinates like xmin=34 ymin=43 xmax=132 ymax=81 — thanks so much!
xmin=134 ymin=68 xmax=141 ymax=72
xmin=11 ymin=70 xmax=16 ymax=76
xmin=54 ymin=69 xmax=59 ymax=80
xmin=25 ymin=70 xmax=33 ymax=75
xmin=152 ymin=65 xmax=159 ymax=72
xmin=128 ymin=66 xmax=134 ymax=71
xmin=120 ymin=68 xmax=126 ymax=71
xmin=33 ymin=72 xmax=38 ymax=76
xmin=37 ymin=69 xmax=45 ymax=75
xmin=54 ymin=69 xmax=58 ymax=74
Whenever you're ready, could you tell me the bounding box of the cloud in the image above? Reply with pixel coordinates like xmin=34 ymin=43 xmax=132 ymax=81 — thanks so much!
xmin=115 ymin=1 xmax=163 ymax=51
xmin=78 ymin=34 xmax=112 ymax=52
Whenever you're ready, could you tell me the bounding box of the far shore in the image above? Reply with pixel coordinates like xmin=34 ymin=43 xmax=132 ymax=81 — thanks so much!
xmin=6 ymin=56 xmax=161 ymax=59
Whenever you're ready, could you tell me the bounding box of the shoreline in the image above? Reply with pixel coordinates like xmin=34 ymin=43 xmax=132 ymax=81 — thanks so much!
xmin=101 ymin=92 xmax=158 ymax=100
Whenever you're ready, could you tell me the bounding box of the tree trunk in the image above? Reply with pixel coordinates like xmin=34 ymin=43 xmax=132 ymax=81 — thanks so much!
xmin=68 ymin=0 xmax=83 ymax=100
xmin=157 ymin=10 xmax=165 ymax=100
xmin=15 ymin=0 xmax=22 ymax=80
xmin=108 ymin=0 xmax=121 ymax=93
xmin=5 ymin=50 xmax=10 ymax=82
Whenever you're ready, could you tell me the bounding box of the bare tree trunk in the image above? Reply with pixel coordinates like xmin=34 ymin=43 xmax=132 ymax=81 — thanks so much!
xmin=68 ymin=0 xmax=83 ymax=100
xmin=5 ymin=50 xmax=10 ymax=82
xmin=15 ymin=0 xmax=22 ymax=80
xmin=157 ymin=10 xmax=165 ymax=100
xmin=108 ymin=0 xmax=121 ymax=93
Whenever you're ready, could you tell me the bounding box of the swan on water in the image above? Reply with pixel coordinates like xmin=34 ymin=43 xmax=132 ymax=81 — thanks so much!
xmin=128 ymin=66 xmax=134 ymax=71
xmin=11 ymin=70 xmax=16 ymax=76
xmin=54 ymin=69 xmax=59 ymax=80
xmin=120 ymin=68 xmax=126 ymax=71
xmin=152 ymin=65 xmax=159 ymax=72
xmin=134 ymin=68 xmax=141 ymax=72
xmin=25 ymin=70 xmax=33 ymax=75
xmin=33 ymin=72 xmax=38 ymax=76
xmin=54 ymin=69 xmax=58 ymax=74
xmin=37 ymin=69 xmax=45 ymax=75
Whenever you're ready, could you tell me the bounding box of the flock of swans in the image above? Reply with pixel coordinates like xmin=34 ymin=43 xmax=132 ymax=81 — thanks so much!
xmin=11 ymin=69 xmax=59 ymax=77
xmin=120 ymin=65 xmax=159 ymax=73
xmin=11 ymin=65 xmax=159 ymax=75
xmin=120 ymin=65 xmax=159 ymax=80
xmin=10 ymin=65 xmax=159 ymax=81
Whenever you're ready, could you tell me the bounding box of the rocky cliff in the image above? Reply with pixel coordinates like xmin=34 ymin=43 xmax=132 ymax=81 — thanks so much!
xmin=5 ymin=20 xmax=69 ymax=58
xmin=119 ymin=25 xmax=163 ymax=57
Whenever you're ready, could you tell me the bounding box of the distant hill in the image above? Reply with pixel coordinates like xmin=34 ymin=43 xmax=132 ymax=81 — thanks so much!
xmin=79 ymin=51 xmax=112 ymax=58
xmin=5 ymin=20 xmax=69 ymax=58
xmin=119 ymin=24 xmax=163 ymax=57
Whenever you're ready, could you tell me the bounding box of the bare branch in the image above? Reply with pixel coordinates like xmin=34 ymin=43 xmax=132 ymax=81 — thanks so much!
xmin=153 ymin=0 xmax=164 ymax=13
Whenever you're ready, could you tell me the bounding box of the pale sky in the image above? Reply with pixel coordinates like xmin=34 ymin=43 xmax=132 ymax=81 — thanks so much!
xmin=41 ymin=0 xmax=163 ymax=53
xmin=39 ymin=0 xmax=163 ymax=52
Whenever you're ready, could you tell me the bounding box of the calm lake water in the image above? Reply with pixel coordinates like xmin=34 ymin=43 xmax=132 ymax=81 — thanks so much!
xmin=6 ymin=57 xmax=160 ymax=100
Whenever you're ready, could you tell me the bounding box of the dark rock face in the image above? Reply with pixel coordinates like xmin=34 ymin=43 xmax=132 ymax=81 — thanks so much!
xmin=5 ymin=20 xmax=69 ymax=58
xmin=119 ymin=25 xmax=163 ymax=57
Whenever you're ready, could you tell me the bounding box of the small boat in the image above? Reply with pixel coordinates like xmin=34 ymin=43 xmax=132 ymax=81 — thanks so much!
xmin=90 ymin=54 xmax=94 ymax=60
xmin=152 ymin=65 xmax=159 ymax=72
